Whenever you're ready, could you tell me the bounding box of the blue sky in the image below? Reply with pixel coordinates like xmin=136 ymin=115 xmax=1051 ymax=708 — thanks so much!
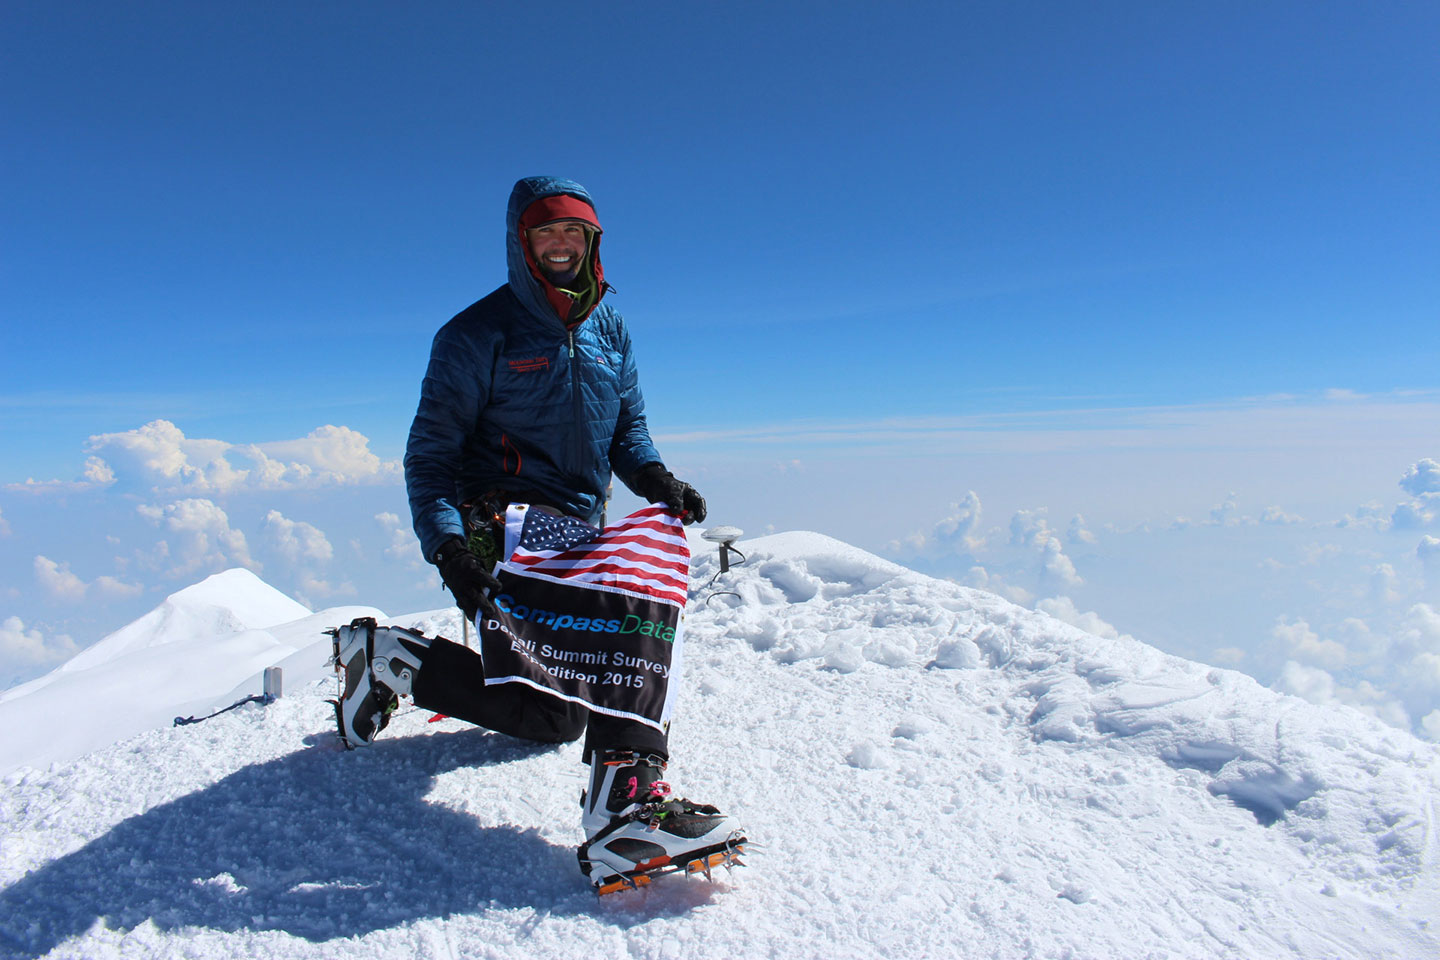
xmin=4 ymin=3 xmax=1440 ymax=732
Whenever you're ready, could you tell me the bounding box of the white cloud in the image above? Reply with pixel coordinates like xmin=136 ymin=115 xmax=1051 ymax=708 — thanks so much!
xmin=1260 ymin=505 xmax=1304 ymax=525
xmin=1332 ymin=617 xmax=1385 ymax=661
xmin=1036 ymin=597 xmax=1130 ymax=640
xmin=934 ymin=492 xmax=984 ymax=550
xmin=2 ymin=477 xmax=97 ymax=494
xmin=1007 ymin=510 xmax=1083 ymax=592
xmin=1418 ymin=536 xmax=1440 ymax=565
xmin=887 ymin=491 xmax=984 ymax=556
xmin=1391 ymin=494 xmax=1439 ymax=530
xmin=89 ymin=419 xmax=230 ymax=488
xmin=0 ymin=616 xmax=78 ymax=668
xmin=961 ymin=566 xmax=1033 ymax=606
xmin=137 ymin=498 xmax=255 ymax=575
xmin=33 ymin=556 xmax=86 ymax=602
xmin=293 ymin=576 xmax=357 ymax=607
xmin=893 ymin=497 xmax=1083 ymax=603
xmin=1273 ymin=660 xmax=1336 ymax=702
xmin=33 ymin=556 xmax=142 ymax=603
xmin=1066 ymin=515 xmax=1097 ymax=545
xmin=1300 ymin=542 xmax=1343 ymax=566
xmin=82 ymin=456 xmax=116 ymax=485
xmin=1038 ymin=535 xmax=1082 ymax=592
xmin=1009 ymin=508 xmax=1051 ymax=547
xmin=1398 ymin=604 xmax=1440 ymax=656
xmin=1322 ymin=388 xmax=1366 ymax=401
xmin=1272 ymin=660 xmax=1411 ymax=729
xmin=1410 ymin=652 xmax=1440 ymax=697
xmin=1388 ymin=459 xmax=1440 ymax=530
xmin=1207 ymin=492 xmax=1243 ymax=527
xmin=82 ymin=420 xmax=402 ymax=495
xmin=1369 ymin=563 xmax=1401 ymax=606
xmin=253 ymin=425 xmax=400 ymax=487
xmin=1336 ymin=501 xmax=1390 ymax=530
xmin=1422 ymin=710 xmax=1440 ymax=741
xmin=1272 ymin=617 xmax=1348 ymax=670
xmin=1266 ymin=607 xmax=1440 ymax=738
xmin=1399 ymin=458 xmax=1440 ymax=497
xmin=377 ymin=511 xmax=422 ymax=565
xmin=263 ymin=510 xmax=333 ymax=564
xmin=0 ymin=507 xmax=10 ymax=537
xmin=94 ymin=575 xmax=140 ymax=599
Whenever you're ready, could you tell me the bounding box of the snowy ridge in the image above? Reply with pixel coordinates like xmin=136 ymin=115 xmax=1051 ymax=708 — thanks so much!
xmin=0 ymin=531 xmax=1436 ymax=958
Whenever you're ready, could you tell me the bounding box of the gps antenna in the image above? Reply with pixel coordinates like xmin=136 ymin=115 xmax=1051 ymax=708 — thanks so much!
xmin=702 ymin=525 xmax=744 ymax=574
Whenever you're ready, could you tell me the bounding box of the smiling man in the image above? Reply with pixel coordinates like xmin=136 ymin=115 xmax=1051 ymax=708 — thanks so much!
xmin=526 ymin=218 xmax=590 ymax=284
xmin=332 ymin=176 xmax=739 ymax=893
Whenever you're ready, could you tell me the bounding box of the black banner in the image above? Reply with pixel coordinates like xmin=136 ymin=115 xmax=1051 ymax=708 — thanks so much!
xmin=477 ymin=566 xmax=683 ymax=729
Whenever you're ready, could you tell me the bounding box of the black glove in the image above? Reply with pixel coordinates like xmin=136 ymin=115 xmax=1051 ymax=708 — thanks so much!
xmin=631 ymin=463 xmax=706 ymax=524
xmin=433 ymin=538 xmax=502 ymax=621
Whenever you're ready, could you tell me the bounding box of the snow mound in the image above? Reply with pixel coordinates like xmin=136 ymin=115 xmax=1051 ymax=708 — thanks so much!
xmin=0 ymin=535 xmax=1436 ymax=959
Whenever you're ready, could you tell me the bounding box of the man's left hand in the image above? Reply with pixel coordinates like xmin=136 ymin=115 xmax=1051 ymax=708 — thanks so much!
xmin=434 ymin=538 xmax=502 ymax=621
xmin=632 ymin=463 xmax=707 ymax=524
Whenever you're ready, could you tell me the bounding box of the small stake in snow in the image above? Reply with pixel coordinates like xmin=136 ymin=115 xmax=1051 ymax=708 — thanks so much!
xmin=263 ymin=666 xmax=282 ymax=700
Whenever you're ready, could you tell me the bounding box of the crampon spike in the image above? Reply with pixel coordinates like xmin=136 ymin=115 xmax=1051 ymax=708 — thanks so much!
xmin=596 ymin=872 xmax=652 ymax=896
xmin=592 ymin=836 xmax=747 ymax=896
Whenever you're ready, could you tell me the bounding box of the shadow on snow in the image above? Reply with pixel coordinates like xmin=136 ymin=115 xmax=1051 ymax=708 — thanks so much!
xmin=0 ymin=726 xmax=708 ymax=956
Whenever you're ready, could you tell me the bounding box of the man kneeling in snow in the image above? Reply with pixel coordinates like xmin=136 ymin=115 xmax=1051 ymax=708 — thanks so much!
xmin=331 ymin=176 xmax=742 ymax=892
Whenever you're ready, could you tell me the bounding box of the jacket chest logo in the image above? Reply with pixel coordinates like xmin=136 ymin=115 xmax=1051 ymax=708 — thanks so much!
xmin=507 ymin=356 xmax=550 ymax=374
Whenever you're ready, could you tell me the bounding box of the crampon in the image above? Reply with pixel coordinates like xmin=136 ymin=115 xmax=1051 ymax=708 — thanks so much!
xmin=589 ymin=832 xmax=748 ymax=896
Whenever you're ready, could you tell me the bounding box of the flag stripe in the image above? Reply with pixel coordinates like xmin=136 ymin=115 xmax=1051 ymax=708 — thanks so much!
xmin=512 ymin=560 xmax=688 ymax=590
xmin=510 ymin=554 xmax=689 ymax=586
xmin=507 ymin=504 xmax=690 ymax=607
xmin=508 ymin=545 xmax=690 ymax=577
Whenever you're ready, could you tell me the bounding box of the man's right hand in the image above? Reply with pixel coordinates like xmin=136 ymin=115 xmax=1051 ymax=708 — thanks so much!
xmin=433 ymin=538 xmax=501 ymax=622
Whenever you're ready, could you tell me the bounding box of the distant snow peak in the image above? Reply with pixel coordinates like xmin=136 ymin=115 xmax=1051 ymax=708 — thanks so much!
xmin=59 ymin=569 xmax=310 ymax=675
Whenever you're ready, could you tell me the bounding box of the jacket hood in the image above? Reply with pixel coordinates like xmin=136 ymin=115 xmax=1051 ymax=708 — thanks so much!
xmin=506 ymin=176 xmax=607 ymax=327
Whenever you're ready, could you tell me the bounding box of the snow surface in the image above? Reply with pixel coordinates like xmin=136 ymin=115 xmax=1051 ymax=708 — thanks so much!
xmin=1 ymin=531 xmax=1437 ymax=958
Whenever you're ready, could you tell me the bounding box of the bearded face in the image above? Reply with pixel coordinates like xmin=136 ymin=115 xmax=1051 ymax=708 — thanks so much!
xmin=526 ymin=220 xmax=592 ymax=285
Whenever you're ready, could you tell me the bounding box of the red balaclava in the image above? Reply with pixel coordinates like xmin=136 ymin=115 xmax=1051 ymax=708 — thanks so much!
xmin=518 ymin=194 xmax=605 ymax=324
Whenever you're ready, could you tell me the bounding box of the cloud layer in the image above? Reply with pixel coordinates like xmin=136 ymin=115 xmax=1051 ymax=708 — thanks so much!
xmin=79 ymin=420 xmax=401 ymax=494
xmin=889 ymin=457 xmax=1440 ymax=741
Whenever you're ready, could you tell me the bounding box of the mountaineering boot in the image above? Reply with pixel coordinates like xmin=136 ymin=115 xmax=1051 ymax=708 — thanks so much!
xmin=328 ymin=617 xmax=431 ymax=748
xmin=577 ymin=749 xmax=746 ymax=894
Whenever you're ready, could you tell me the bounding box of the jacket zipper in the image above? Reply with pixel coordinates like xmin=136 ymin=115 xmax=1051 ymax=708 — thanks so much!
xmin=568 ymin=328 xmax=583 ymax=473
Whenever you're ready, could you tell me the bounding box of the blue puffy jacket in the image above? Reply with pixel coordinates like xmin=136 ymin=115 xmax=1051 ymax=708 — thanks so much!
xmin=404 ymin=177 xmax=662 ymax=562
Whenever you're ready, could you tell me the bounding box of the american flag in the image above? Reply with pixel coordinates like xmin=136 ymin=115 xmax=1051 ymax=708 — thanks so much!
xmin=502 ymin=504 xmax=691 ymax=607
